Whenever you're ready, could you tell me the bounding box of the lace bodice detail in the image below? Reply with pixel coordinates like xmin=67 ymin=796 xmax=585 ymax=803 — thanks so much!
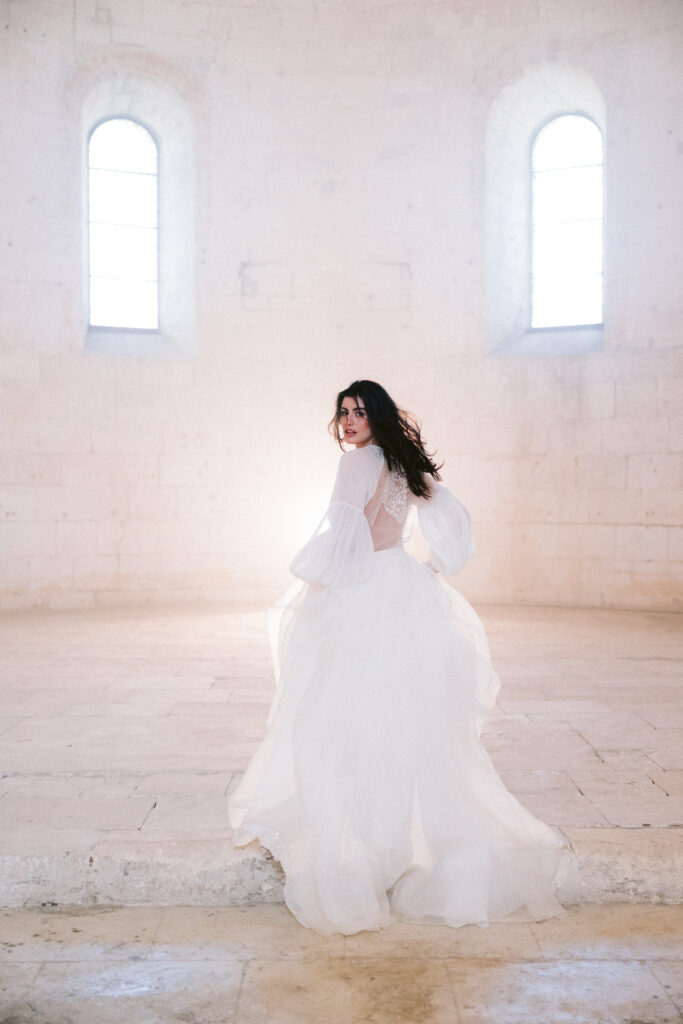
xmin=289 ymin=444 xmax=474 ymax=585
xmin=362 ymin=453 xmax=409 ymax=552
xmin=382 ymin=471 xmax=409 ymax=523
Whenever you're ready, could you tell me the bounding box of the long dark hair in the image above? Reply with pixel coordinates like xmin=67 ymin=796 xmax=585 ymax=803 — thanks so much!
xmin=329 ymin=380 xmax=442 ymax=498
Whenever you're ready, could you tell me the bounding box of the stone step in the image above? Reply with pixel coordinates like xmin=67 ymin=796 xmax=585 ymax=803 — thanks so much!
xmin=2 ymin=827 xmax=681 ymax=908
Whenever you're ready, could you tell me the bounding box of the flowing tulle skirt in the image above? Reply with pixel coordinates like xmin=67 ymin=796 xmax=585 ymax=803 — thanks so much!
xmin=229 ymin=548 xmax=567 ymax=936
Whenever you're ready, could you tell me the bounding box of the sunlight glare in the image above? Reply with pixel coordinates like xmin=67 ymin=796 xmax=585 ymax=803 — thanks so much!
xmin=88 ymin=119 xmax=159 ymax=330
xmin=531 ymin=115 xmax=603 ymax=329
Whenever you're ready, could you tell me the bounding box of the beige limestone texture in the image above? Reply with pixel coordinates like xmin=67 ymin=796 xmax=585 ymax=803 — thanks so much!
xmin=0 ymin=602 xmax=681 ymax=909
xmin=0 ymin=0 xmax=681 ymax=611
xmin=1 ymin=904 xmax=682 ymax=1024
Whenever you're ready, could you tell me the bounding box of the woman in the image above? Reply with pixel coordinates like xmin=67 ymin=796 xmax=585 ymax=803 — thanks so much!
xmin=229 ymin=380 xmax=567 ymax=936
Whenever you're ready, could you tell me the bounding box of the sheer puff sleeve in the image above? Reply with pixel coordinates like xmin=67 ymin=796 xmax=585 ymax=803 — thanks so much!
xmin=417 ymin=482 xmax=476 ymax=577
xmin=289 ymin=446 xmax=383 ymax=586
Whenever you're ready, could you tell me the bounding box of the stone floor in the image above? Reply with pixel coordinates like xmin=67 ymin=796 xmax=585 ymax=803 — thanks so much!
xmin=0 ymin=603 xmax=681 ymax=906
xmin=1 ymin=903 xmax=682 ymax=1023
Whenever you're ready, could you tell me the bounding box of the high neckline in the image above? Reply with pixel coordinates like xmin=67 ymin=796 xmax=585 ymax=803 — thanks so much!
xmin=347 ymin=442 xmax=383 ymax=455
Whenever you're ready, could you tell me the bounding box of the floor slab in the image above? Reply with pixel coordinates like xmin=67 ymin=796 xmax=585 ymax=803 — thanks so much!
xmin=0 ymin=604 xmax=681 ymax=907
xmin=1 ymin=905 xmax=682 ymax=1024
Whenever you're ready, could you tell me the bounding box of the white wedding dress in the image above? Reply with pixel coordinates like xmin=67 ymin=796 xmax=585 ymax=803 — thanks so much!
xmin=229 ymin=444 xmax=567 ymax=935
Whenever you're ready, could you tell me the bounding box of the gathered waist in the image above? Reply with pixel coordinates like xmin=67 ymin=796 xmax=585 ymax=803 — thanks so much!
xmin=373 ymin=544 xmax=405 ymax=559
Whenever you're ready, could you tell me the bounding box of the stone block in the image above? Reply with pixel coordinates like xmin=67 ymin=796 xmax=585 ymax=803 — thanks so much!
xmin=470 ymin=458 xmax=517 ymax=493
xmin=47 ymin=590 xmax=97 ymax=611
xmin=576 ymin=454 xmax=626 ymax=490
xmin=517 ymin=455 xmax=576 ymax=490
xmin=602 ymin=416 xmax=671 ymax=455
xmin=26 ymin=554 xmax=75 ymax=584
xmin=96 ymin=521 xmax=124 ymax=556
xmin=603 ymin=561 xmax=683 ymax=611
xmin=0 ymin=521 xmax=57 ymax=557
xmin=55 ymin=521 xmax=98 ymax=556
xmin=616 ymin=378 xmax=658 ymax=417
xmin=626 ymin=453 xmax=681 ymax=489
xmin=9 ymin=485 xmax=118 ymax=524
xmin=0 ymin=796 xmax=154 ymax=831
xmin=159 ymin=454 xmax=222 ymax=488
xmin=615 ymin=525 xmax=669 ymax=562
xmin=175 ymin=485 xmax=219 ymax=521
xmin=239 ymin=263 xmax=305 ymax=312
xmin=515 ymin=523 xmax=560 ymax=559
xmin=155 ymin=520 xmax=211 ymax=555
xmin=89 ymin=417 xmax=165 ymax=456
xmin=647 ymin=729 xmax=683 ymax=770
xmin=668 ymin=416 xmax=683 ymax=452
xmin=557 ymin=826 xmax=683 ymax=904
xmin=470 ymin=418 xmax=520 ymax=458
xmin=0 ymin=904 xmax=169 ymax=964
xmin=128 ymin=485 xmax=178 ymax=520
xmin=513 ymin=788 xmax=609 ymax=828
xmin=10 ymin=453 xmax=63 ymax=486
xmin=566 ymin=712 xmax=660 ymax=752
xmin=668 ymin=527 xmax=683 ymax=562
xmin=498 ymin=489 xmax=563 ymax=524
xmin=134 ymin=772 xmax=232 ymax=797
xmin=567 ymin=774 xmax=681 ymax=829
xmin=628 ymin=348 xmax=682 ymax=381
xmin=632 ymin=488 xmax=683 ymax=526
xmin=119 ymin=521 xmax=162 ymax=556
xmin=72 ymin=555 xmax=120 ymax=588
xmin=141 ymin=0 xmax=210 ymax=35
xmin=529 ymin=903 xmax=683 ymax=960
xmin=155 ymin=902 xmax=347 ymax=959
xmin=545 ymin=418 xmax=603 ymax=455
xmin=558 ymin=524 xmax=615 ymax=561
xmin=518 ymin=419 xmax=548 ymax=455
xmin=657 ymin=375 xmax=683 ymax=414
xmin=360 ymin=262 xmax=411 ymax=310
xmin=586 ymin=488 xmax=670 ymax=526
xmin=142 ymin=796 xmax=231 ymax=832
xmin=0 ymin=349 xmax=40 ymax=383
xmin=578 ymin=378 xmax=615 ymax=418
xmin=547 ymin=557 xmax=584 ymax=606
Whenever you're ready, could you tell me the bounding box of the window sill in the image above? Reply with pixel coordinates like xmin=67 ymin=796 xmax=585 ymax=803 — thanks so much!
xmin=495 ymin=325 xmax=603 ymax=357
xmin=85 ymin=327 xmax=192 ymax=358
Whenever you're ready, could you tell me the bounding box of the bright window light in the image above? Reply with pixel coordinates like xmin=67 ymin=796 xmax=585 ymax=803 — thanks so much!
xmin=88 ymin=118 xmax=159 ymax=329
xmin=531 ymin=115 xmax=603 ymax=329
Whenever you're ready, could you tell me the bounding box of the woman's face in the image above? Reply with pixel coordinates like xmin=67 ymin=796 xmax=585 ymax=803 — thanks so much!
xmin=339 ymin=395 xmax=374 ymax=448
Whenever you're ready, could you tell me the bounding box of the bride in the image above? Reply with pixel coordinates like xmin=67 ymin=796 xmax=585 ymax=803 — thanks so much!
xmin=229 ymin=379 xmax=567 ymax=936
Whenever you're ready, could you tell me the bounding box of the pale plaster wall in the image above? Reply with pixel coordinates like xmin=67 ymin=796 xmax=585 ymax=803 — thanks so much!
xmin=0 ymin=0 xmax=681 ymax=611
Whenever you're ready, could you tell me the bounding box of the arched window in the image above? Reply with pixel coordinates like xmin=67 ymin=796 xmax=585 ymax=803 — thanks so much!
xmin=88 ymin=118 xmax=159 ymax=330
xmin=530 ymin=114 xmax=603 ymax=329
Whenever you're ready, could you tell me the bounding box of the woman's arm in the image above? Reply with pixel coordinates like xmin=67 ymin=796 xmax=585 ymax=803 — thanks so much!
xmin=289 ymin=447 xmax=383 ymax=586
xmin=416 ymin=482 xmax=476 ymax=577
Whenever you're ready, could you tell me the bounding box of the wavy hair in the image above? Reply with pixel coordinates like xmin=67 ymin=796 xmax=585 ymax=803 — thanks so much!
xmin=329 ymin=380 xmax=442 ymax=498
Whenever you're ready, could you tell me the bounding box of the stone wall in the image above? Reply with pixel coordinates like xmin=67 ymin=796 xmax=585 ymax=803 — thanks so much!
xmin=0 ymin=0 xmax=680 ymax=610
